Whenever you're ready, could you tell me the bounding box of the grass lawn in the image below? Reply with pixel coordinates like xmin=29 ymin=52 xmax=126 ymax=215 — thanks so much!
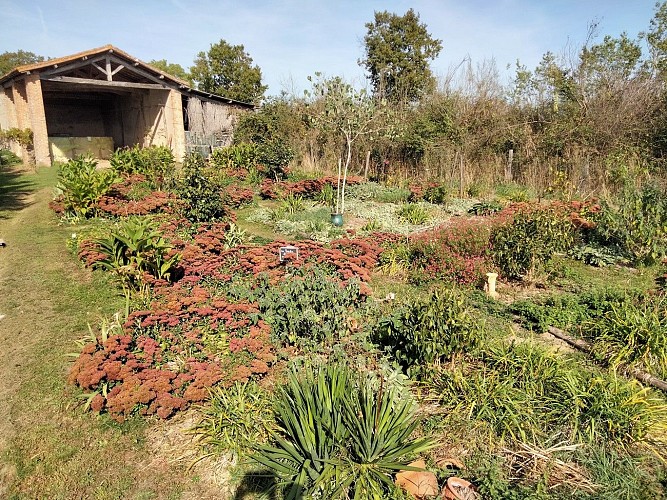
xmin=0 ymin=166 xmax=218 ymax=499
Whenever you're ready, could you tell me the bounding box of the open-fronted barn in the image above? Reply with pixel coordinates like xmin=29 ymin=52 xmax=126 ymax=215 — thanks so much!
xmin=0 ymin=45 xmax=253 ymax=165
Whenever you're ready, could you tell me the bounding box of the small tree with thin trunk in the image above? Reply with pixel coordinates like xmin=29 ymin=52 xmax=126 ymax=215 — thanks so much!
xmin=308 ymin=74 xmax=394 ymax=214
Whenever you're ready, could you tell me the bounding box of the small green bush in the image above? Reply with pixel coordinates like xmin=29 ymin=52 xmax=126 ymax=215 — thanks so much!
xmin=0 ymin=148 xmax=21 ymax=167
xmin=257 ymin=266 xmax=365 ymax=347
xmin=193 ymin=381 xmax=275 ymax=456
xmin=210 ymin=142 xmax=259 ymax=171
xmin=592 ymin=184 xmax=667 ymax=266
xmin=491 ymin=207 xmax=574 ymax=280
xmin=256 ymin=139 xmax=294 ymax=180
xmin=423 ymin=185 xmax=449 ymax=204
xmin=375 ymin=289 xmax=481 ymax=376
xmin=587 ymin=294 xmax=667 ymax=378
xmin=56 ymin=155 xmax=116 ymax=217
xmin=177 ymin=152 xmax=228 ymax=222
xmin=110 ymin=145 xmax=174 ymax=187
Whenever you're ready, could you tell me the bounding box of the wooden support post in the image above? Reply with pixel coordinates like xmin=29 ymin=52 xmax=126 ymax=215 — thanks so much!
xmin=459 ymin=153 xmax=464 ymax=198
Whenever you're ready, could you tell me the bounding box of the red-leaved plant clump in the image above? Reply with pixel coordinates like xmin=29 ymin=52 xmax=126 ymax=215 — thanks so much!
xmin=70 ymin=217 xmax=395 ymax=420
xmin=259 ymin=175 xmax=364 ymax=199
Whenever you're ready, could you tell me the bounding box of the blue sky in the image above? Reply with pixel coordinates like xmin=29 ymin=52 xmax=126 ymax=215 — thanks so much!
xmin=0 ymin=0 xmax=660 ymax=96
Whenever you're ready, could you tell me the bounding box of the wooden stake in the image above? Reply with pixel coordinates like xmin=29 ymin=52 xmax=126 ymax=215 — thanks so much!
xmin=459 ymin=153 xmax=464 ymax=198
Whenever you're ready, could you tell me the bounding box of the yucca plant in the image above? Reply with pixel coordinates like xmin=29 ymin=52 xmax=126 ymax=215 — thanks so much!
xmin=252 ymin=364 xmax=435 ymax=499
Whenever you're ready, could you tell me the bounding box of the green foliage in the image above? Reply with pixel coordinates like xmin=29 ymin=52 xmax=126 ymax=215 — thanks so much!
xmin=569 ymin=244 xmax=622 ymax=267
xmin=360 ymin=8 xmax=442 ymax=102
xmin=0 ymin=127 xmax=33 ymax=148
xmin=0 ymin=50 xmax=44 ymax=76
xmin=511 ymin=288 xmax=631 ymax=332
xmin=316 ymin=182 xmax=335 ymax=209
xmin=468 ymin=201 xmax=503 ymax=216
xmin=423 ymin=185 xmax=448 ymax=205
xmin=177 ymin=152 xmax=228 ymax=222
xmin=279 ymin=194 xmax=305 ymax=215
xmin=223 ymin=223 xmax=247 ymax=249
xmin=434 ymin=341 xmax=667 ymax=445
xmin=92 ymin=216 xmax=181 ymax=287
xmin=56 ymin=155 xmax=116 ymax=217
xmin=210 ymin=142 xmax=259 ymax=170
xmin=396 ymin=203 xmax=430 ymax=224
xmin=346 ymin=182 xmax=410 ymax=203
xmin=193 ymin=381 xmax=275 ymax=456
xmin=0 ymin=148 xmax=21 ymax=167
xmin=148 ymin=59 xmax=191 ymax=83
xmin=252 ymin=363 xmax=435 ymax=499
xmin=257 ymin=139 xmax=294 ymax=179
xmin=592 ymin=184 xmax=667 ymax=266
xmin=190 ymin=39 xmax=267 ymax=104
xmin=495 ymin=183 xmax=530 ymax=202
xmin=110 ymin=145 xmax=174 ymax=187
xmin=375 ymin=289 xmax=481 ymax=376
xmin=491 ymin=208 xmax=574 ymax=279
xmin=256 ymin=266 xmax=365 ymax=347
xmin=587 ymin=294 xmax=667 ymax=378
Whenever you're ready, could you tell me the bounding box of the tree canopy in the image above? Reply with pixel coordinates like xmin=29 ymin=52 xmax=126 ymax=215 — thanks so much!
xmin=359 ymin=9 xmax=442 ymax=103
xmin=0 ymin=50 xmax=45 ymax=76
xmin=190 ymin=40 xmax=267 ymax=104
xmin=149 ymin=59 xmax=192 ymax=84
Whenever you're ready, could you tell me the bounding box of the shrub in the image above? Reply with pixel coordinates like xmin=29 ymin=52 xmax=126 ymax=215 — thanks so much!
xmin=423 ymin=185 xmax=449 ymax=204
xmin=110 ymin=145 xmax=174 ymax=188
xmin=252 ymin=363 xmax=434 ymax=499
xmin=177 ymin=152 xmax=228 ymax=222
xmin=491 ymin=206 xmax=574 ymax=280
xmin=256 ymin=139 xmax=294 ymax=180
xmin=592 ymin=184 xmax=667 ymax=266
xmin=56 ymin=155 xmax=117 ymax=217
xmin=375 ymin=289 xmax=481 ymax=376
xmin=0 ymin=148 xmax=21 ymax=167
xmin=210 ymin=142 xmax=259 ymax=171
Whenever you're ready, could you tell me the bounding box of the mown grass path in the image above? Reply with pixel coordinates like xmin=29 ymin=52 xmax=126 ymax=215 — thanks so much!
xmin=0 ymin=167 xmax=209 ymax=499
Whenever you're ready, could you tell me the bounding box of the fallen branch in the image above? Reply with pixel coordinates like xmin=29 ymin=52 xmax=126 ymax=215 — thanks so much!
xmin=546 ymin=324 xmax=667 ymax=393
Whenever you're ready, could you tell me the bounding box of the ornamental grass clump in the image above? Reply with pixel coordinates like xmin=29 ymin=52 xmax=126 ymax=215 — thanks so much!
xmin=432 ymin=341 xmax=667 ymax=449
xmin=252 ymin=363 xmax=435 ymax=499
